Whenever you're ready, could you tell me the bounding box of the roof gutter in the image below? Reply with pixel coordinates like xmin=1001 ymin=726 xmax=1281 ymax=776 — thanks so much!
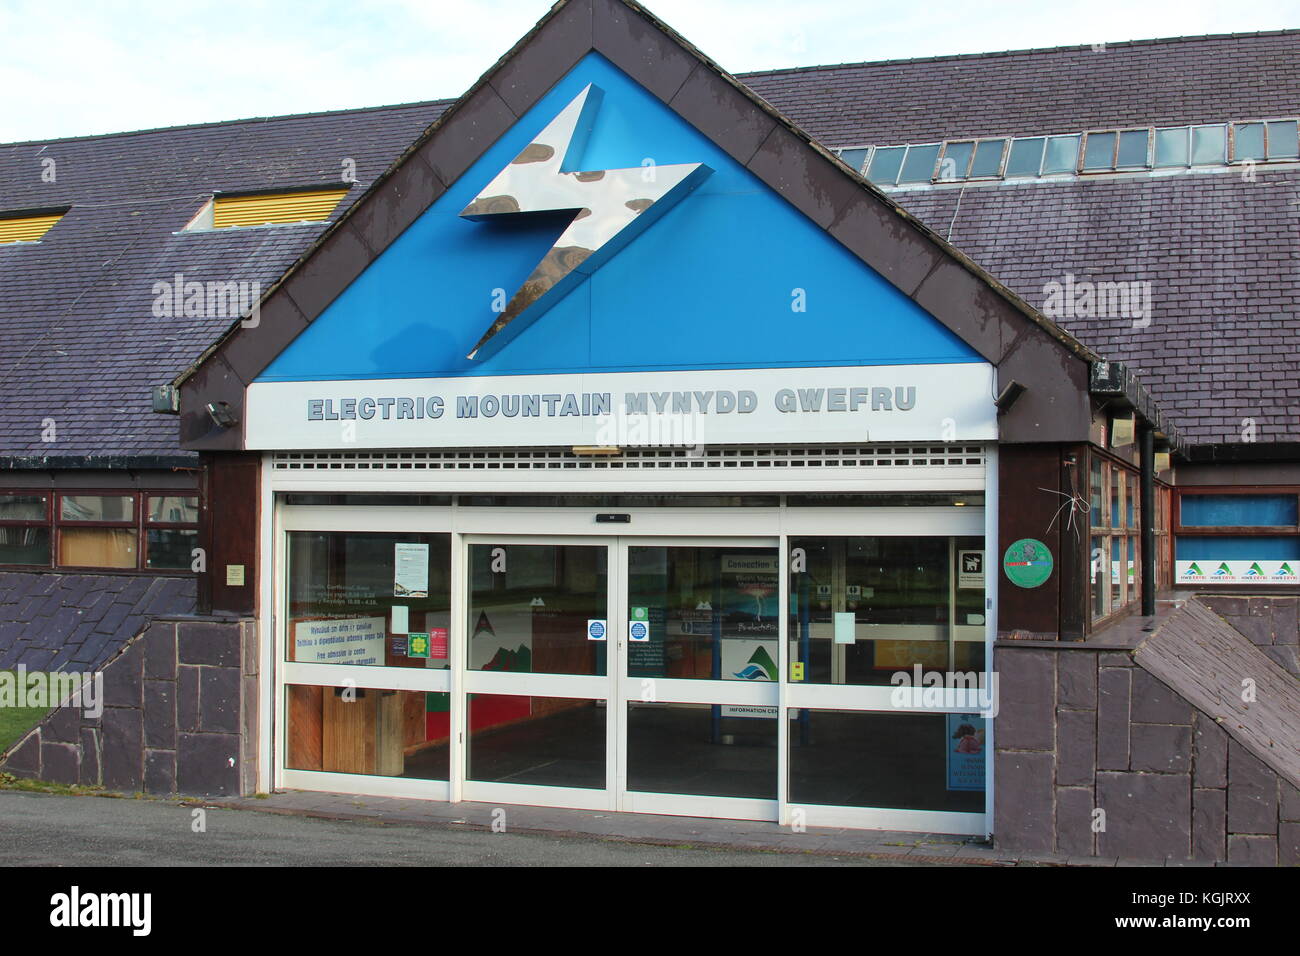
xmin=1089 ymin=360 xmax=1183 ymax=454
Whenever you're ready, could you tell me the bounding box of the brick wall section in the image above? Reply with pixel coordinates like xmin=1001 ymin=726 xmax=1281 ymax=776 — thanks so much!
xmin=995 ymin=599 xmax=1300 ymax=863
xmin=1 ymin=616 xmax=258 ymax=797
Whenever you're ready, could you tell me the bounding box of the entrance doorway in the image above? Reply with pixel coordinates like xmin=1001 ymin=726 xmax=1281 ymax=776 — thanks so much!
xmin=461 ymin=536 xmax=781 ymax=820
xmin=273 ymin=489 xmax=991 ymax=834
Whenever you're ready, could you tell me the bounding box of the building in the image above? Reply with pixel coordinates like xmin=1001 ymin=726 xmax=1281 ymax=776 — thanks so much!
xmin=2 ymin=1 xmax=1297 ymax=863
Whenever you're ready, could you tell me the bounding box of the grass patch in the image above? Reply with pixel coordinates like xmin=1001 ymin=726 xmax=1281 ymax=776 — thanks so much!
xmin=0 ymin=670 xmax=52 ymax=753
xmin=0 ymin=771 xmax=104 ymax=796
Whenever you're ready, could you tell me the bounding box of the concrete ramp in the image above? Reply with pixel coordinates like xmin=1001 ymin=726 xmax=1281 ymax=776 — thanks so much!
xmin=1134 ymin=596 xmax=1299 ymax=789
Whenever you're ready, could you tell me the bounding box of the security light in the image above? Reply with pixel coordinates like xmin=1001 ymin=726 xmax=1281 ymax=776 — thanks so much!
xmin=206 ymin=401 xmax=238 ymax=428
xmin=995 ymin=380 xmax=1026 ymax=414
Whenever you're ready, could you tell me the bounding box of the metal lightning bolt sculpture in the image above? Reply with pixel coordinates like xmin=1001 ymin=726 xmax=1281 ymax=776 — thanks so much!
xmin=459 ymin=84 xmax=713 ymax=360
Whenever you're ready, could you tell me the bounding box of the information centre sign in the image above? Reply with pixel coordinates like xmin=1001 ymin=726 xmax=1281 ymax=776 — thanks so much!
xmin=245 ymin=364 xmax=997 ymax=449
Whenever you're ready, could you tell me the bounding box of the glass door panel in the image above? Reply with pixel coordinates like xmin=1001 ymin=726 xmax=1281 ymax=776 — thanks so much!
xmin=626 ymin=545 xmax=779 ymax=682
xmin=621 ymin=542 xmax=780 ymax=811
xmin=463 ymin=541 xmax=613 ymax=801
xmin=468 ymin=543 xmax=607 ymax=676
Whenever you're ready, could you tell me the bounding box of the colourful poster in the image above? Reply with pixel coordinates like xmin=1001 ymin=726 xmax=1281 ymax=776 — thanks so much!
xmin=946 ymin=713 xmax=986 ymax=792
xmin=1176 ymin=559 xmax=1299 ymax=585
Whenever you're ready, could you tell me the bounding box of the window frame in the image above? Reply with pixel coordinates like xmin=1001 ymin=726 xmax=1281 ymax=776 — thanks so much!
xmin=1087 ymin=450 xmax=1143 ymax=626
xmin=1173 ymin=486 xmax=1300 ymax=537
xmin=0 ymin=489 xmax=199 ymax=573
xmin=1229 ymin=117 xmax=1300 ymax=163
xmin=1082 ymin=128 xmax=1152 ymax=173
xmin=0 ymin=492 xmax=54 ymax=568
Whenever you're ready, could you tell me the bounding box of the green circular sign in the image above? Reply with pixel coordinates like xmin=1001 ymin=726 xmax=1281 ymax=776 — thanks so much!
xmin=1003 ymin=538 xmax=1054 ymax=588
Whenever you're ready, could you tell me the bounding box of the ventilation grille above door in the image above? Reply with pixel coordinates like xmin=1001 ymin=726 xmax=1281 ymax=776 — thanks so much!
xmin=272 ymin=445 xmax=985 ymax=472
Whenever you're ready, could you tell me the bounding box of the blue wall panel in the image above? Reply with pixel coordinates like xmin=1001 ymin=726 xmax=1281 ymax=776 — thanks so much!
xmin=1175 ymin=536 xmax=1300 ymax=560
xmin=259 ymin=53 xmax=980 ymax=382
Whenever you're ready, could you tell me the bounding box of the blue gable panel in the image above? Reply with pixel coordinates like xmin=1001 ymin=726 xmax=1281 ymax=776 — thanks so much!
xmin=259 ymin=53 xmax=979 ymax=382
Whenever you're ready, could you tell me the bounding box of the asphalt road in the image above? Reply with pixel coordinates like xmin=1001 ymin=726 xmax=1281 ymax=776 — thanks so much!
xmin=0 ymin=790 xmax=916 ymax=866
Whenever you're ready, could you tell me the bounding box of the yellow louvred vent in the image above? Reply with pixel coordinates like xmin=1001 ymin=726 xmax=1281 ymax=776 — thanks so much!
xmin=0 ymin=211 xmax=64 ymax=244
xmin=212 ymin=189 xmax=349 ymax=229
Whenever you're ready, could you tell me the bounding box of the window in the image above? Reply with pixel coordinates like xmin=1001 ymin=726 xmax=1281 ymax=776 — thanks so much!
xmin=1232 ymin=119 xmax=1300 ymax=162
xmin=939 ymin=141 xmax=974 ymax=180
xmin=286 ymin=531 xmax=451 ymax=668
xmin=0 ymin=490 xmax=198 ymax=571
xmin=1266 ymin=120 xmax=1299 ymax=159
xmin=837 ymin=147 xmax=870 ymax=174
xmin=969 ymin=139 xmax=1006 ymax=178
xmin=0 ymin=494 xmax=52 ymax=565
xmin=1083 ymin=131 xmax=1117 ymax=170
xmin=1083 ymin=129 xmax=1150 ymax=171
xmin=1154 ymin=127 xmax=1191 ymax=167
xmin=186 ymin=188 xmax=350 ymax=231
xmin=1191 ymin=125 xmax=1227 ymax=164
xmin=0 ymin=208 xmax=65 ymax=244
xmin=789 ymin=534 xmax=986 ymax=685
xmin=1089 ymin=453 xmax=1141 ymax=623
xmin=866 ymin=146 xmax=906 ymax=185
xmin=1005 ymin=138 xmax=1045 ymax=177
xmin=897 ymin=143 xmax=941 ymax=183
xmin=1174 ymin=489 xmax=1300 ymax=576
xmin=145 ymin=495 xmax=201 ymax=569
xmin=862 ymin=118 xmax=1295 ymax=190
xmin=938 ymin=139 xmax=1005 ymax=181
xmin=1233 ymin=122 xmax=1266 ymax=162
xmin=1042 ymin=135 xmax=1081 ymax=174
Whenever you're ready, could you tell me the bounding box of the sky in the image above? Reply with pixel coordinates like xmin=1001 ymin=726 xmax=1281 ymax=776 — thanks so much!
xmin=1 ymin=0 xmax=1297 ymax=142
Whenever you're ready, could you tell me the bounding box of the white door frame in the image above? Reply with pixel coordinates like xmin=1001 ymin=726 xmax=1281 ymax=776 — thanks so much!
xmin=261 ymin=477 xmax=992 ymax=835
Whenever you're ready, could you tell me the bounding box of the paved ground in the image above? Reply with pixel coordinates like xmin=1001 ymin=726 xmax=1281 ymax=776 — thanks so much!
xmin=0 ymin=790 xmax=932 ymax=866
xmin=3 ymin=788 xmax=1248 ymax=866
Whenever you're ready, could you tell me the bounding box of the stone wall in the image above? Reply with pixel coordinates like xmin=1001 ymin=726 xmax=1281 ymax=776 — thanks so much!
xmin=1 ymin=616 xmax=258 ymax=797
xmin=1196 ymin=594 xmax=1300 ymax=678
xmin=995 ymin=637 xmax=1300 ymax=863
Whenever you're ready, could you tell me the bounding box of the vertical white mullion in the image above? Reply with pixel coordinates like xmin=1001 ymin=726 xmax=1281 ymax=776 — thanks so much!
xmin=449 ymin=529 xmax=466 ymax=803
xmin=947 ymin=536 xmax=957 ymax=673
xmin=776 ymin=531 xmax=790 ymax=827
xmin=983 ymin=442 xmax=998 ymax=837
xmin=607 ymin=540 xmax=621 ymax=811
xmin=260 ymin=453 xmax=277 ymax=795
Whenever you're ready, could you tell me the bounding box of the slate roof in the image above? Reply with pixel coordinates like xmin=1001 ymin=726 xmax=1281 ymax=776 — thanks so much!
xmin=741 ymin=30 xmax=1300 ymax=147
xmin=0 ymin=101 xmax=449 ymax=459
xmin=0 ymin=571 xmax=195 ymax=673
xmin=894 ymin=172 xmax=1300 ymax=444
xmin=2 ymin=28 xmax=1297 ymax=455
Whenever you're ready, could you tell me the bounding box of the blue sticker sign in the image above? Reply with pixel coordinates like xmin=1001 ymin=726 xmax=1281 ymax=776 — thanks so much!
xmin=629 ymin=620 xmax=649 ymax=642
xmin=587 ymin=619 xmax=606 ymax=642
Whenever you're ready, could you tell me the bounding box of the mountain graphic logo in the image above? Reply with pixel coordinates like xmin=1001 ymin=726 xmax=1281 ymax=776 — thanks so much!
xmin=1212 ymin=562 xmax=1233 ymax=576
xmin=1277 ymin=562 xmax=1296 ymax=576
xmin=732 ymin=645 xmax=777 ymax=681
xmin=1245 ymin=562 xmax=1266 ymax=576
xmin=472 ymin=611 xmax=495 ymax=639
xmin=1183 ymin=562 xmax=1204 ymax=576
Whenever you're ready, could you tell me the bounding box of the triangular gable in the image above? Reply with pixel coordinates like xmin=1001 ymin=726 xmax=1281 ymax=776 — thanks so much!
xmin=257 ymin=52 xmax=980 ymax=382
xmin=177 ymin=0 xmax=1095 ymax=451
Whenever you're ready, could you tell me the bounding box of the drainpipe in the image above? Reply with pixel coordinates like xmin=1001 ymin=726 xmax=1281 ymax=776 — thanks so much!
xmin=1139 ymin=422 xmax=1156 ymax=616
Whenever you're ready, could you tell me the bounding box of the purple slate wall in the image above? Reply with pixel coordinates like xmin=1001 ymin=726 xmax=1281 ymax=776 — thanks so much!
xmin=1 ymin=616 xmax=258 ymax=797
xmin=1197 ymin=595 xmax=1300 ymax=679
xmin=994 ymin=601 xmax=1300 ymax=863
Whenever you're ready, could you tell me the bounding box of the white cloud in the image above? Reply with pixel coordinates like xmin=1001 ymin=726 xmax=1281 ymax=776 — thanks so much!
xmin=2 ymin=0 xmax=1297 ymax=142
